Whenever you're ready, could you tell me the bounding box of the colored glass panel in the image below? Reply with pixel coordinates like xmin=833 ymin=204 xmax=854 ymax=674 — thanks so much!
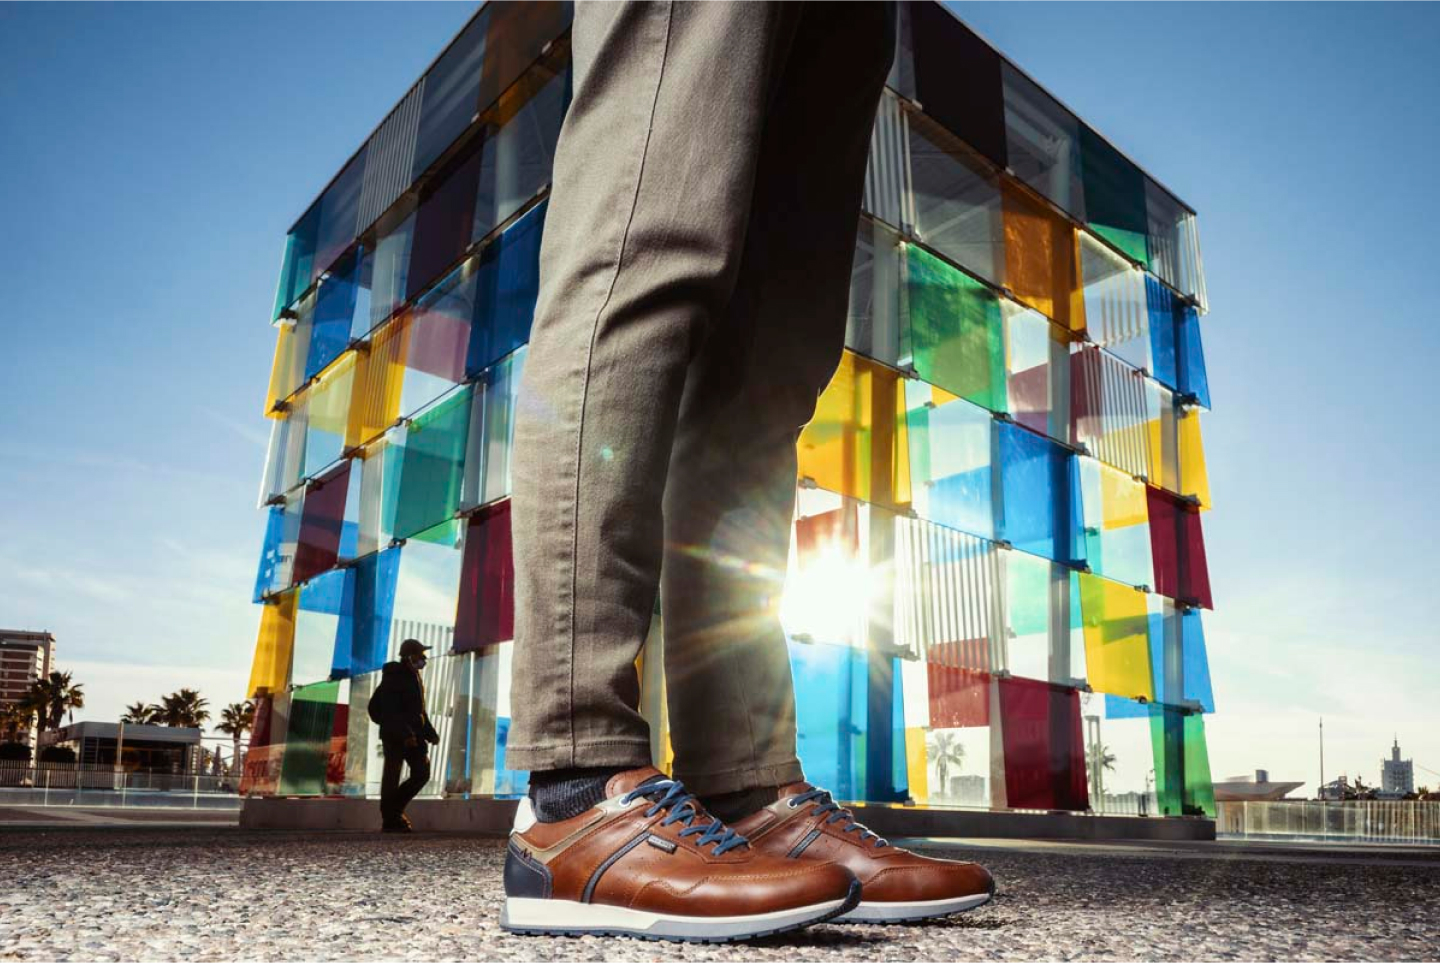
xmin=1079 ymin=459 xmax=1152 ymax=589
xmin=253 ymin=506 xmax=285 ymax=603
xmin=1145 ymin=275 xmax=1179 ymax=390
xmin=273 ymin=203 xmax=319 ymax=319
xmin=248 ymin=591 xmax=297 ymax=698
xmin=264 ymin=321 xmax=307 ymax=417
xmin=412 ymin=7 xmax=492 ymax=180
xmin=294 ymin=571 xmax=348 ymax=688
xmin=1001 ymin=181 xmax=1082 ymax=333
xmin=1151 ymin=707 xmax=1215 ymax=817
xmin=347 ymin=314 xmax=409 ymax=449
xmin=393 ymin=388 xmax=472 ymax=543
xmin=400 ymin=264 xmax=474 ymax=418
xmin=454 ymin=500 xmax=515 ymax=652
xmin=303 ymin=353 xmax=357 ymax=479
xmin=903 ymin=382 xmax=992 ymax=538
xmin=909 ymin=1 xmax=1007 ymax=169
xmin=407 ymin=141 xmax=483 ymax=304
xmin=356 ymin=433 xmax=405 ymax=558
xmin=472 ymin=67 xmax=566 ymax=244
xmin=1181 ymin=608 xmax=1215 ymax=712
xmin=314 ymin=150 xmax=365 ymax=282
xmin=255 ymin=487 xmax=304 ymax=598
xmin=1080 ymin=126 xmax=1149 ymax=265
xmin=350 ymin=547 xmax=401 ymax=678
xmin=798 ymin=351 xmax=911 ymax=509
xmin=1177 ymin=302 xmax=1210 ymax=408
xmin=476 ymin=1 xmax=572 ymax=122
xmin=997 ymin=421 xmax=1076 ymax=564
xmin=905 ymin=245 xmax=1005 ymax=411
xmin=907 ymin=113 xmax=1004 ymax=285
xmin=1178 ymin=409 xmax=1211 ymax=509
xmin=1079 ymin=572 xmax=1154 ymax=701
xmin=998 ymin=676 xmax=1088 ymax=811
xmin=307 ymin=250 xmax=360 ymax=380
xmin=278 ymin=681 xmax=340 ymax=796
xmin=293 ymin=461 xmax=351 ymax=585
xmin=467 ymin=202 xmax=545 ymax=376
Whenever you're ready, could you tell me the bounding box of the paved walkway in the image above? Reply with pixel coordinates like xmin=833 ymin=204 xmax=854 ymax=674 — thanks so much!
xmin=1 ymin=826 xmax=1437 ymax=961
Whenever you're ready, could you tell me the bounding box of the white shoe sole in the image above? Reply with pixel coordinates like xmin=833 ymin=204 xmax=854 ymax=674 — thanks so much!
xmin=501 ymin=881 xmax=860 ymax=943
xmin=838 ymin=891 xmax=993 ymax=923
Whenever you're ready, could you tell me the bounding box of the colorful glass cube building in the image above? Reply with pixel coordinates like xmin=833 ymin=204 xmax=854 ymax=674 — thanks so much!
xmin=244 ymin=1 xmax=1217 ymax=826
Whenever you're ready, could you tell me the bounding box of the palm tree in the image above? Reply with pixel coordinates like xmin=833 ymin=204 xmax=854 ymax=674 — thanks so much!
xmin=1085 ymin=742 xmax=1117 ymax=800
xmin=120 ymin=702 xmax=161 ymax=725
xmin=215 ymin=701 xmax=255 ymax=774
xmin=0 ymin=703 xmax=33 ymax=742
xmin=926 ymin=732 xmax=966 ymax=797
xmin=27 ymin=672 xmax=85 ymax=734
xmin=156 ymin=689 xmax=210 ymax=729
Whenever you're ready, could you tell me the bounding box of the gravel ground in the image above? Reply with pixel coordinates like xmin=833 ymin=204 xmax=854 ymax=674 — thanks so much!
xmin=1 ymin=828 xmax=1437 ymax=961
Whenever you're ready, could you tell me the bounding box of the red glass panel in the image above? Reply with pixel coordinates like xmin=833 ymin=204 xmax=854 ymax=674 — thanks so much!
xmin=292 ymin=461 xmax=351 ymax=584
xmin=998 ymin=676 xmax=1087 ymax=811
xmin=454 ymin=499 xmax=515 ymax=652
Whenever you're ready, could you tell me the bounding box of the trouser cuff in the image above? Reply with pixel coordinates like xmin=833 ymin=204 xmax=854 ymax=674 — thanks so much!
xmin=506 ymin=739 xmax=654 ymax=775
xmin=672 ymin=758 xmax=805 ymax=796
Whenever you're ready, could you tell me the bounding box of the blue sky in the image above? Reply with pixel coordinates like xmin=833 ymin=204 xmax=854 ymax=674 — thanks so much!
xmin=1 ymin=2 xmax=1435 ymax=790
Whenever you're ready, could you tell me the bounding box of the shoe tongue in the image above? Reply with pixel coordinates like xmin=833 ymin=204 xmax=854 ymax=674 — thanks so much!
xmin=605 ymin=766 xmax=667 ymax=798
xmin=779 ymin=780 xmax=816 ymax=799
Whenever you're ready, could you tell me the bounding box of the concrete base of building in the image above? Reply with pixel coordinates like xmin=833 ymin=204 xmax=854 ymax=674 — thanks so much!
xmin=241 ymin=796 xmax=1215 ymax=841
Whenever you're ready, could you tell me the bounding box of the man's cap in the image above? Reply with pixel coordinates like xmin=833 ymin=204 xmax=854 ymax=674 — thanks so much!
xmin=398 ymin=639 xmax=432 ymax=659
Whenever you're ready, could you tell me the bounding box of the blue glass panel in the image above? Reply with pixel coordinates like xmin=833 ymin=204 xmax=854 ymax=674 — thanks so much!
xmin=253 ymin=506 xmax=285 ymax=603
xmin=1145 ymin=275 xmax=1178 ymax=390
xmin=789 ymin=639 xmax=869 ymax=801
xmin=1182 ymin=608 xmax=1215 ymax=712
xmin=351 ymin=547 xmax=401 ymax=676
xmin=308 ymin=251 xmax=359 ymax=380
xmin=997 ymin=422 xmax=1076 ymax=563
xmin=467 ymin=201 xmax=546 ymax=377
xmin=494 ymin=717 xmax=530 ymax=797
xmin=332 ymin=569 xmax=357 ymax=680
xmin=1105 ymin=694 xmax=1150 ymax=720
xmin=905 ymin=384 xmax=995 ymax=539
xmin=1178 ymin=303 xmax=1211 ymax=408
xmin=275 ymin=202 xmax=320 ymax=319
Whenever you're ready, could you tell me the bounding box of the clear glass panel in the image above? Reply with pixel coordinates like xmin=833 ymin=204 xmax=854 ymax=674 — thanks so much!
xmin=1082 ymin=689 xmax=1160 ymax=815
xmin=294 ymin=572 xmax=347 ymax=688
xmin=904 ymin=381 xmax=992 ymax=539
xmin=892 ymin=513 xmax=1000 ymax=666
xmin=314 ymin=149 xmax=365 ymax=281
xmin=468 ymin=202 xmax=545 ymax=377
xmin=1070 ymin=344 xmax=1150 ymax=480
xmin=1004 ymin=552 xmax=1083 ymax=686
xmin=863 ymin=91 xmax=907 ymax=230
xmin=797 ymin=351 xmax=911 ymax=510
xmin=904 ymin=245 xmax=1006 ymax=411
xmin=367 ymin=212 xmax=414 ymax=332
xmin=1001 ymin=181 xmax=1082 ymax=332
xmin=472 ymin=67 xmax=566 ymax=242
xmin=1145 ymin=177 xmax=1206 ymax=309
xmin=412 ymin=7 xmax=492 ymax=181
xmin=846 ymin=219 xmax=904 ymax=366
xmin=1004 ymin=300 xmax=1070 ymax=441
xmin=1078 ymin=458 xmax=1152 ymax=588
xmin=1001 ymin=61 xmax=1084 ymax=221
xmin=258 ymin=409 xmax=307 ymax=507
xmin=907 ymin=112 xmax=1004 ymax=285
xmin=462 ymin=347 xmax=525 ymax=510
xmin=1079 ymin=232 xmax=1149 ymax=371
xmin=392 ymin=531 xmax=465 ymax=656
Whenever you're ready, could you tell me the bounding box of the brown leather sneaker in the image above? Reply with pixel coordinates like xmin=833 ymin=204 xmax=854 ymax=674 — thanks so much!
xmin=733 ymin=782 xmax=995 ymax=923
xmin=501 ymin=767 xmax=861 ymax=942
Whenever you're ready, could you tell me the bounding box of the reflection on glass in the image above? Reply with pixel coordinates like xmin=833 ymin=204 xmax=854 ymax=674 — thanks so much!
xmin=1001 ymin=61 xmax=1084 ymax=221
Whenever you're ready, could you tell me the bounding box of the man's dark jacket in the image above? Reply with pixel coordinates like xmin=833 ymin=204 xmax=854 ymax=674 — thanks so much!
xmin=373 ymin=661 xmax=439 ymax=744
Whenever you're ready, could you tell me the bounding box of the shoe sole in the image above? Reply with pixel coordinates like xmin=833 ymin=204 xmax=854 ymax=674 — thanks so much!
xmin=837 ymin=889 xmax=993 ymax=923
xmin=501 ymin=878 xmax=861 ymax=943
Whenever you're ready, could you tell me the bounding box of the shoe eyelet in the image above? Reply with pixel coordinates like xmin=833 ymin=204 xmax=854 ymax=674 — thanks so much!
xmin=786 ymin=799 xmax=799 ymax=809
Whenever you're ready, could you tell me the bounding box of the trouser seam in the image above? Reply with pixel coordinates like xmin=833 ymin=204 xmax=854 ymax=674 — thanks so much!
xmin=563 ymin=1 xmax=676 ymax=759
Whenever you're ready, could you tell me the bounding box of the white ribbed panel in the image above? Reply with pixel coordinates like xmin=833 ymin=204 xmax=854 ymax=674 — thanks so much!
xmin=863 ymin=90 xmax=910 ymax=231
xmin=1079 ymin=232 xmax=1147 ymax=359
xmin=1072 ymin=345 xmax=1149 ymax=479
xmin=893 ymin=515 xmax=1001 ymax=667
xmin=358 ymin=80 xmax=425 ymax=234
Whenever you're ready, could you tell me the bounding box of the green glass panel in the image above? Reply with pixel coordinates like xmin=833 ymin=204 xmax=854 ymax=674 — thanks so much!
xmin=904 ymin=245 xmax=1005 ymax=412
xmin=1150 ymin=707 xmax=1213 ymax=817
xmin=277 ymin=681 xmax=340 ymax=796
xmin=392 ymin=388 xmax=473 ymax=542
xmin=1183 ymin=713 xmax=1215 ymax=817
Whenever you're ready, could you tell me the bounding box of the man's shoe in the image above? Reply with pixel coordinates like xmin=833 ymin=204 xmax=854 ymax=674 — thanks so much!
xmin=381 ymin=814 xmax=414 ymax=833
xmin=733 ymin=783 xmax=995 ymax=923
xmin=501 ymin=767 xmax=860 ymax=942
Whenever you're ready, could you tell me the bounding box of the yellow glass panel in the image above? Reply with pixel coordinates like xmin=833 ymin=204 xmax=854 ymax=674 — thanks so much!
xmin=905 ymin=726 xmax=929 ymax=804
xmin=347 ymin=313 xmax=410 ymax=449
xmin=1101 ymin=462 xmax=1148 ymax=530
xmin=309 ymin=352 xmax=357 ymax=439
xmin=1001 ymin=181 xmax=1084 ymax=334
xmin=264 ymin=324 xmax=300 ymax=418
xmin=797 ymin=350 xmax=911 ymax=509
xmin=1079 ymin=573 xmax=1153 ymax=700
xmin=1179 ymin=409 xmax=1211 ymax=510
xmin=247 ymin=591 xmax=298 ymax=698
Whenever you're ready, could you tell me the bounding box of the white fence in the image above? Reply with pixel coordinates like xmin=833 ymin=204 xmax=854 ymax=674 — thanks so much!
xmin=0 ymin=762 xmax=241 ymax=810
xmin=1218 ymin=800 xmax=1440 ymax=845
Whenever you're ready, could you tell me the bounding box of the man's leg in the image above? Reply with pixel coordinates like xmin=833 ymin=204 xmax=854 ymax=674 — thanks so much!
xmin=660 ymin=3 xmax=897 ymax=804
xmin=378 ymin=739 xmax=404 ymax=823
xmin=508 ymin=1 xmax=807 ymax=810
xmin=394 ymin=743 xmax=432 ymax=816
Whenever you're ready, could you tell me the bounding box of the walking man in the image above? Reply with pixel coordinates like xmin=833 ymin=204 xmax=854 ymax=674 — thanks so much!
xmin=502 ymin=1 xmax=994 ymax=941
xmin=371 ymin=638 xmax=440 ymax=833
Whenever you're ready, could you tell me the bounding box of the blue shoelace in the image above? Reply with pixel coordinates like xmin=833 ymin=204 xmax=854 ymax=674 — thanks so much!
xmin=789 ymin=787 xmax=889 ymax=847
xmin=621 ymin=779 xmax=749 ymax=856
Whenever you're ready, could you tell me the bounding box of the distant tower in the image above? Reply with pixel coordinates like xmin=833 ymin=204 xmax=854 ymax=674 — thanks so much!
xmin=1381 ymin=737 xmax=1414 ymax=795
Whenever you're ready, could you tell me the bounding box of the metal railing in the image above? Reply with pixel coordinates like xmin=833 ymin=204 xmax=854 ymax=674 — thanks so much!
xmin=0 ymin=761 xmax=242 ymax=811
xmin=1217 ymin=800 xmax=1440 ymax=845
